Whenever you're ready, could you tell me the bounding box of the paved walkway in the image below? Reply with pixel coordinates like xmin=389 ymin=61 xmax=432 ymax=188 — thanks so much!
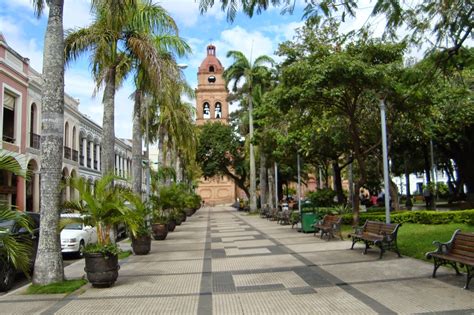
xmin=1 ymin=205 xmax=473 ymax=314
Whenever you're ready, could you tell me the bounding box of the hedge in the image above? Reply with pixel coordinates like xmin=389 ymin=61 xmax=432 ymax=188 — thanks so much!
xmin=341 ymin=210 xmax=474 ymax=225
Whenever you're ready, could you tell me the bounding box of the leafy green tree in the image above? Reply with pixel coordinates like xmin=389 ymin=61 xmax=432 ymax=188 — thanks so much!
xmin=196 ymin=122 xmax=249 ymax=197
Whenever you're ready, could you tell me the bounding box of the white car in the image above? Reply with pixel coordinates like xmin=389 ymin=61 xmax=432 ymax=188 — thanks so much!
xmin=60 ymin=214 xmax=97 ymax=257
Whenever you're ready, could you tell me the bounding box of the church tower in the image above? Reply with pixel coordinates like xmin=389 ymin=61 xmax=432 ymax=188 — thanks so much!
xmin=196 ymin=45 xmax=236 ymax=205
xmin=195 ymin=44 xmax=229 ymax=125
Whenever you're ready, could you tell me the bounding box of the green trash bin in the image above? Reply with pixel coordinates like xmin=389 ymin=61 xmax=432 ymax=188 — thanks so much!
xmin=301 ymin=212 xmax=318 ymax=233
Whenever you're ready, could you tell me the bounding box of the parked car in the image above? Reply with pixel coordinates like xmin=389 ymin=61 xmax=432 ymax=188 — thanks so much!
xmin=0 ymin=211 xmax=40 ymax=292
xmin=60 ymin=213 xmax=97 ymax=257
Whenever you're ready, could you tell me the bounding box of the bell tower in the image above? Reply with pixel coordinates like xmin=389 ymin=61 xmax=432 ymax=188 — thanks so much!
xmin=195 ymin=45 xmax=236 ymax=205
xmin=195 ymin=44 xmax=229 ymax=125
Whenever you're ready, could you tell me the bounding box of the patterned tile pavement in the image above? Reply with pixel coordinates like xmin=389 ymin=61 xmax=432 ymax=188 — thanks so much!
xmin=0 ymin=205 xmax=472 ymax=314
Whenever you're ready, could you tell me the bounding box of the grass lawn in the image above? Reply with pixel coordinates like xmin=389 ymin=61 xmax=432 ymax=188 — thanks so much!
xmin=341 ymin=223 xmax=474 ymax=261
xmin=26 ymin=279 xmax=87 ymax=295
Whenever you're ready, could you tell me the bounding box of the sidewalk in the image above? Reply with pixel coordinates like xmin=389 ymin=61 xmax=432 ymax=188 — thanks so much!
xmin=0 ymin=205 xmax=472 ymax=314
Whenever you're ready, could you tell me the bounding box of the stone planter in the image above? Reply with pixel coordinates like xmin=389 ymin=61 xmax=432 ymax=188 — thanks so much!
xmin=84 ymin=252 xmax=119 ymax=288
xmin=152 ymin=223 xmax=168 ymax=240
xmin=131 ymin=235 xmax=151 ymax=255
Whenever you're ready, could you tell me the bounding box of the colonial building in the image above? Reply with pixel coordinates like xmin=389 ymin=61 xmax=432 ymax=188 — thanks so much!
xmin=0 ymin=34 xmax=136 ymax=212
xmin=195 ymin=45 xmax=236 ymax=205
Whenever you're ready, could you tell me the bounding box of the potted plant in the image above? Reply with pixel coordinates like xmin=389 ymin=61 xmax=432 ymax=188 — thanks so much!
xmin=166 ymin=209 xmax=178 ymax=232
xmin=64 ymin=174 xmax=136 ymax=288
xmin=0 ymin=151 xmax=36 ymax=292
xmin=124 ymin=192 xmax=152 ymax=255
xmin=151 ymin=210 xmax=169 ymax=240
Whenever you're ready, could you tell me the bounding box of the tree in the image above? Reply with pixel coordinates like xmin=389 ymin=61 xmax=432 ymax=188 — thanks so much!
xmin=65 ymin=0 xmax=178 ymax=177
xmin=32 ymin=0 xmax=66 ymax=286
xmin=196 ymin=122 xmax=249 ymax=197
xmin=130 ymin=35 xmax=191 ymax=195
xmin=273 ymin=20 xmax=405 ymax=223
xmin=224 ymin=51 xmax=274 ymax=211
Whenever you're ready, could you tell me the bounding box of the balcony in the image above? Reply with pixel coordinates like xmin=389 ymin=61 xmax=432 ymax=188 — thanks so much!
xmin=72 ymin=149 xmax=79 ymax=162
xmin=2 ymin=134 xmax=15 ymax=143
xmin=30 ymin=133 xmax=40 ymax=149
xmin=64 ymin=146 xmax=71 ymax=160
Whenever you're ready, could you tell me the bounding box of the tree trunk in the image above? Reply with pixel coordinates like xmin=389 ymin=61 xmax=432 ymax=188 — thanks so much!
xmin=405 ymin=169 xmax=413 ymax=210
xmin=389 ymin=179 xmax=399 ymax=210
xmin=332 ymin=160 xmax=345 ymax=204
xmin=259 ymin=152 xmax=267 ymax=208
xmin=132 ymin=90 xmax=142 ymax=195
xmin=101 ymin=66 xmax=117 ymax=176
xmin=248 ymin=96 xmax=257 ymax=211
xmin=33 ymin=0 xmax=65 ymax=285
xmin=267 ymin=167 xmax=274 ymax=209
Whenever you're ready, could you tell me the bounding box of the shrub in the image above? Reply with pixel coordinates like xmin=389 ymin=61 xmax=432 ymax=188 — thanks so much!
xmin=307 ymin=189 xmax=337 ymax=207
xmin=342 ymin=209 xmax=474 ymax=225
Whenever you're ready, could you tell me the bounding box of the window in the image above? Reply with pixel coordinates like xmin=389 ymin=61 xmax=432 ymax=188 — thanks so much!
xmin=203 ymin=102 xmax=210 ymax=119
xmin=209 ymin=65 xmax=215 ymax=72
xmin=215 ymin=102 xmax=222 ymax=118
xmin=3 ymin=92 xmax=16 ymax=143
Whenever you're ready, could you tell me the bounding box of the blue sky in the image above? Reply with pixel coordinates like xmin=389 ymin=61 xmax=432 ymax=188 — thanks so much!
xmin=0 ymin=0 xmax=390 ymax=139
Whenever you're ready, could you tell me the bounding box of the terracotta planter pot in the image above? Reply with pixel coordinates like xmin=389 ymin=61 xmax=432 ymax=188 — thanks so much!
xmin=175 ymin=216 xmax=182 ymax=225
xmin=167 ymin=220 xmax=176 ymax=232
xmin=152 ymin=223 xmax=168 ymax=240
xmin=84 ymin=252 xmax=119 ymax=288
xmin=131 ymin=235 xmax=151 ymax=255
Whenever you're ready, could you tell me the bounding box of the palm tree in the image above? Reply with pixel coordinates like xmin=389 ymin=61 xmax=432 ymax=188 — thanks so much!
xmin=131 ymin=35 xmax=191 ymax=196
xmin=65 ymin=0 xmax=178 ymax=177
xmin=31 ymin=0 xmax=66 ymax=286
xmin=0 ymin=151 xmax=32 ymax=290
xmin=224 ymin=51 xmax=274 ymax=211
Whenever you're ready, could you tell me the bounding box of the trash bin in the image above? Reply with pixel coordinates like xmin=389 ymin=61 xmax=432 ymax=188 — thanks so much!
xmin=301 ymin=212 xmax=318 ymax=233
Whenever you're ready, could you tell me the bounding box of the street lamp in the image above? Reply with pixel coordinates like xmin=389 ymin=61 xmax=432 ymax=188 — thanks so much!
xmin=379 ymin=96 xmax=391 ymax=224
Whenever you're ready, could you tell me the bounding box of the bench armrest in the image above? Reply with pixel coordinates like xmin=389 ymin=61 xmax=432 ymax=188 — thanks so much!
xmin=353 ymin=225 xmax=364 ymax=235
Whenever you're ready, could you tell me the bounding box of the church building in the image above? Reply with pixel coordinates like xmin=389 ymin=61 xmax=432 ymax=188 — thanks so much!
xmin=195 ymin=45 xmax=236 ymax=205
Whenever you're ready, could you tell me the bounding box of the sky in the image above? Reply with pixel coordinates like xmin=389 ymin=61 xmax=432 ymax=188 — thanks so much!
xmin=0 ymin=0 xmax=402 ymax=140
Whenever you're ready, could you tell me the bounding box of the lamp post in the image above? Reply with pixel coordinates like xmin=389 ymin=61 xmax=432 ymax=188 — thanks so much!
xmin=297 ymin=153 xmax=301 ymax=214
xmin=379 ymin=97 xmax=391 ymax=224
xmin=274 ymin=162 xmax=278 ymax=209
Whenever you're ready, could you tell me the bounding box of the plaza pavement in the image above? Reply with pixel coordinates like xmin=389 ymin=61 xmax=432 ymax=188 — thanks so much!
xmin=0 ymin=205 xmax=473 ymax=314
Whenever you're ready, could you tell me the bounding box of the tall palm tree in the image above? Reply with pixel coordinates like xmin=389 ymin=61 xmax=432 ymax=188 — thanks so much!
xmin=224 ymin=51 xmax=274 ymax=211
xmin=65 ymin=0 xmax=177 ymax=177
xmin=131 ymin=35 xmax=191 ymax=196
xmin=31 ymin=0 xmax=66 ymax=286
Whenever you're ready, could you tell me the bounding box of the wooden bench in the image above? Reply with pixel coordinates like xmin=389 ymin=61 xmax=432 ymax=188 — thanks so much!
xmin=349 ymin=220 xmax=402 ymax=259
xmin=314 ymin=215 xmax=343 ymax=240
xmin=426 ymin=229 xmax=474 ymax=289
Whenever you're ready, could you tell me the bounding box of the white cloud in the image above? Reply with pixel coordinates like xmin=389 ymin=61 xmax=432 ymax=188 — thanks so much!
xmin=63 ymin=0 xmax=93 ymax=29
xmin=0 ymin=16 xmax=44 ymax=71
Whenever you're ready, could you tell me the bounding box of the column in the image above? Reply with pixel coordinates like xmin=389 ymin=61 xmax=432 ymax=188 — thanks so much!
xmin=96 ymin=144 xmax=101 ymax=172
xmin=115 ymin=154 xmax=119 ymax=175
xmin=124 ymin=158 xmax=128 ymax=178
xmin=82 ymin=138 xmax=87 ymax=165
xmin=33 ymin=173 xmax=40 ymax=212
xmin=90 ymin=141 xmax=95 ymax=169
